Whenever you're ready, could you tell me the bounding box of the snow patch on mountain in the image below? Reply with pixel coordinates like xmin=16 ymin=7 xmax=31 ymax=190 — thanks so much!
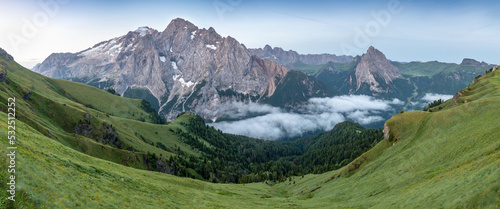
xmin=206 ymin=44 xmax=216 ymax=50
xmin=191 ymin=30 xmax=196 ymax=40
xmin=136 ymin=27 xmax=149 ymax=36
xmin=173 ymin=74 xmax=195 ymax=88
xmin=171 ymin=61 xmax=178 ymax=70
xmin=82 ymin=43 xmax=105 ymax=55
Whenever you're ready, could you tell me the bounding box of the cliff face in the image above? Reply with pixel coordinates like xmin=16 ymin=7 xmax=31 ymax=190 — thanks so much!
xmin=354 ymin=46 xmax=401 ymax=93
xmin=249 ymin=45 xmax=353 ymax=68
xmin=32 ymin=19 xmax=303 ymax=120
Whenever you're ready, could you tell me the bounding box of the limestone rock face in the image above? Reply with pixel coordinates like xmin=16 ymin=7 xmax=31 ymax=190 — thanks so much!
xmin=354 ymin=46 xmax=401 ymax=93
xmin=32 ymin=18 xmax=291 ymax=120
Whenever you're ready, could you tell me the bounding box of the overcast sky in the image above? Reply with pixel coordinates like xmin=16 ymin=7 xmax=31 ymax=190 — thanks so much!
xmin=2 ymin=0 xmax=500 ymax=68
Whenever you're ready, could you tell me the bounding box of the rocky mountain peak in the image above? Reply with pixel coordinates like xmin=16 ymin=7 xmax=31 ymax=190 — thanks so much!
xmin=354 ymin=46 xmax=401 ymax=92
xmin=263 ymin=44 xmax=273 ymax=52
xmin=134 ymin=26 xmax=156 ymax=36
xmin=364 ymin=46 xmax=389 ymax=64
xmin=32 ymin=18 xmax=318 ymax=121
xmin=167 ymin=18 xmax=196 ymax=29
xmin=460 ymin=58 xmax=489 ymax=67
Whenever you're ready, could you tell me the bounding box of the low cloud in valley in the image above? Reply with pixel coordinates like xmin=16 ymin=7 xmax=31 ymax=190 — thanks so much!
xmin=210 ymin=95 xmax=404 ymax=140
xmin=421 ymin=93 xmax=454 ymax=103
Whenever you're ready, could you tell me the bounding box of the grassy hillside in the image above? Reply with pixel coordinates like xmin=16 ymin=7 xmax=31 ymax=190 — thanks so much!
xmin=0 ymin=114 xmax=293 ymax=208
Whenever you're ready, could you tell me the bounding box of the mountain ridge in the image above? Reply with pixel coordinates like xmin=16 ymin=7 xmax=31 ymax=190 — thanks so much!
xmin=312 ymin=46 xmax=495 ymax=104
xmin=249 ymin=44 xmax=353 ymax=68
xmin=354 ymin=46 xmax=401 ymax=93
xmin=32 ymin=18 xmax=332 ymax=121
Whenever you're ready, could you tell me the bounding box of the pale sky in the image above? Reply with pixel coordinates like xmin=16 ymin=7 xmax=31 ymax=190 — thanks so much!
xmin=1 ymin=0 xmax=500 ymax=68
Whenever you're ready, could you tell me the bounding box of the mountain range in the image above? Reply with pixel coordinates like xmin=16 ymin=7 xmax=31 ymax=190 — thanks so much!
xmin=251 ymin=44 xmax=495 ymax=102
xmin=32 ymin=18 xmax=334 ymax=121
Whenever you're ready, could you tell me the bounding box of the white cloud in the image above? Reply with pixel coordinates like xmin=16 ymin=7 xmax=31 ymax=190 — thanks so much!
xmin=347 ymin=110 xmax=385 ymax=125
xmin=210 ymin=95 xmax=403 ymax=140
xmin=222 ymin=102 xmax=281 ymax=119
xmin=421 ymin=93 xmax=454 ymax=103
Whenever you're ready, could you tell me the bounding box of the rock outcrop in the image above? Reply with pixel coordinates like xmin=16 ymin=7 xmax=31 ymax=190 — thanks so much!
xmin=383 ymin=122 xmax=390 ymax=140
xmin=353 ymin=46 xmax=401 ymax=93
xmin=450 ymin=91 xmax=463 ymax=107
